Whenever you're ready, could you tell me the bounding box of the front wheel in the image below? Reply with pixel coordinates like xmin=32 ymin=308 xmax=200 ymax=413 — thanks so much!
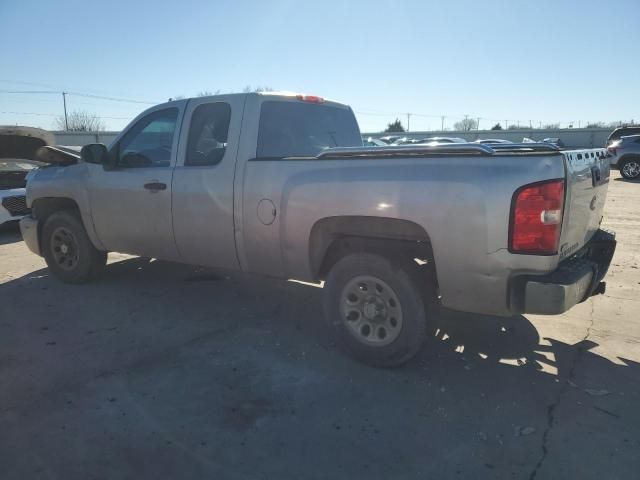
xmin=42 ymin=210 xmax=107 ymax=283
xmin=323 ymin=253 xmax=429 ymax=367
xmin=620 ymin=158 xmax=640 ymax=180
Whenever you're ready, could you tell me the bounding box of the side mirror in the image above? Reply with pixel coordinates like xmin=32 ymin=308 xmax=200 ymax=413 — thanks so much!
xmin=80 ymin=143 xmax=107 ymax=165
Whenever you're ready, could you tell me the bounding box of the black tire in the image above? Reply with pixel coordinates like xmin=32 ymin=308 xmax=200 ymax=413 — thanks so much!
xmin=620 ymin=158 xmax=640 ymax=180
xmin=41 ymin=210 xmax=107 ymax=283
xmin=323 ymin=252 xmax=430 ymax=367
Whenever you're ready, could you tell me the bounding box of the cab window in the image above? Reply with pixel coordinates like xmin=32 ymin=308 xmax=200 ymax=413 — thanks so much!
xmin=117 ymin=108 xmax=178 ymax=168
xmin=185 ymin=103 xmax=231 ymax=166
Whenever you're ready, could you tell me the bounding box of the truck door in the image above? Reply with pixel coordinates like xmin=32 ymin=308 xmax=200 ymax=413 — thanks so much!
xmin=87 ymin=105 xmax=182 ymax=260
xmin=171 ymin=96 xmax=245 ymax=269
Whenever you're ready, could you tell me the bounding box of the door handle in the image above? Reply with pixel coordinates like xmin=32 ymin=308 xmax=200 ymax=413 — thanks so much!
xmin=144 ymin=182 xmax=167 ymax=192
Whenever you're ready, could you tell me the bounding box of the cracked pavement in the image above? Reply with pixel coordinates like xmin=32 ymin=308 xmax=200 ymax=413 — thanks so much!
xmin=1 ymin=171 xmax=639 ymax=479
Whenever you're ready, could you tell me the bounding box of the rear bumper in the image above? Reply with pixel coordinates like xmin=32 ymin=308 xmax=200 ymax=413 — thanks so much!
xmin=513 ymin=229 xmax=616 ymax=315
xmin=19 ymin=215 xmax=41 ymax=256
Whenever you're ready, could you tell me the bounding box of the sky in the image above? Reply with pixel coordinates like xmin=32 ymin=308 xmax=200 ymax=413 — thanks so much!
xmin=0 ymin=0 xmax=638 ymax=133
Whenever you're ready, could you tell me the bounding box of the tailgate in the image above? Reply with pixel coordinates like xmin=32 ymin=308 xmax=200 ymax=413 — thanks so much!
xmin=559 ymin=148 xmax=610 ymax=260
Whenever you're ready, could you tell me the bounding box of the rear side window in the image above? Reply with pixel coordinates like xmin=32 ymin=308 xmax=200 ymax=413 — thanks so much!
xmin=256 ymin=101 xmax=362 ymax=159
xmin=610 ymin=127 xmax=640 ymax=142
xmin=186 ymin=102 xmax=231 ymax=166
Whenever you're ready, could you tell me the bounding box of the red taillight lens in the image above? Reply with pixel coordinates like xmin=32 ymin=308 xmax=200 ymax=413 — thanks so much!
xmin=510 ymin=180 xmax=565 ymax=254
xmin=296 ymin=94 xmax=324 ymax=103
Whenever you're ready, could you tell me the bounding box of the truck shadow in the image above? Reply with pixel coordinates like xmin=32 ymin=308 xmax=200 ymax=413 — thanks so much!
xmin=0 ymin=222 xmax=21 ymax=244
xmin=1 ymin=256 xmax=639 ymax=479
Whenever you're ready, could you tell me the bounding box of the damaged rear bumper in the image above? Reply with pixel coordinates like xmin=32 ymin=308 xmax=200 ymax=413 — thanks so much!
xmin=512 ymin=230 xmax=616 ymax=315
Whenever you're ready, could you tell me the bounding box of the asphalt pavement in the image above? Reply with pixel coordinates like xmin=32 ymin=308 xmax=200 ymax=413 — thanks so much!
xmin=0 ymin=171 xmax=638 ymax=480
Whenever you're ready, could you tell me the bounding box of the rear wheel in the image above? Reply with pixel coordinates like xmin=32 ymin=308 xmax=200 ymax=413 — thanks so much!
xmin=42 ymin=211 xmax=107 ymax=283
xmin=620 ymin=158 xmax=640 ymax=180
xmin=323 ymin=252 xmax=430 ymax=367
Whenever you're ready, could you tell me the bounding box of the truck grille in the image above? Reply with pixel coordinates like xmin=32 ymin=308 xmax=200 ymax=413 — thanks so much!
xmin=2 ymin=195 xmax=30 ymax=217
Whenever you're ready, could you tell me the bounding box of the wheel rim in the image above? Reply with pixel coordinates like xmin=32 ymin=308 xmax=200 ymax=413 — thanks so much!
xmin=50 ymin=226 xmax=80 ymax=271
xmin=622 ymin=161 xmax=640 ymax=178
xmin=339 ymin=275 xmax=403 ymax=346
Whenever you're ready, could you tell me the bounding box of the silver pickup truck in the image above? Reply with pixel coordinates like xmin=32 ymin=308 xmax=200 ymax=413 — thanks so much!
xmin=20 ymin=92 xmax=616 ymax=366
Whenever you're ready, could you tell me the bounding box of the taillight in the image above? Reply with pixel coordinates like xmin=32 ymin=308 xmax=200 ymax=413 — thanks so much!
xmin=510 ymin=179 xmax=565 ymax=254
xmin=296 ymin=94 xmax=324 ymax=103
xmin=607 ymin=146 xmax=617 ymax=156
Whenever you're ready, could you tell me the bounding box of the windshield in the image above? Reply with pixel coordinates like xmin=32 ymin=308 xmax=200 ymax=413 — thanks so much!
xmin=256 ymin=101 xmax=362 ymax=158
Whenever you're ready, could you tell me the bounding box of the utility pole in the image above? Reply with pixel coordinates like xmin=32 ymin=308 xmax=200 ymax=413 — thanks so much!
xmin=62 ymin=92 xmax=69 ymax=130
xmin=529 ymin=120 xmax=532 ymax=129
xmin=441 ymin=116 xmax=445 ymax=131
xmin=476 ymin=117 xmax=480 ymax=131
xmin=406 ymin=113 xmax=411 ymax=132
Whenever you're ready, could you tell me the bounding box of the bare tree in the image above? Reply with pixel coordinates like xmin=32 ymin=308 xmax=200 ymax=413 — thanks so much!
xmin=55 ymin=111 xmax=105 ymax=132
xmin=543 ymin=123 xmax=560 ymax=129
xmin=197 ymin=90 xmax=221 ymax=97
xmin=384 ymin=118 xmax=405 ymax=133
xmin=242 ymin=85 xmax=275 ymax=93
xmin=453 ymin=117 xmax=478 ymax=131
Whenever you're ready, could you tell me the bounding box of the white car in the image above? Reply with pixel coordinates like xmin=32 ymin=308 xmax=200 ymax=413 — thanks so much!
xmin=0 ymin=127 xmax=53 ymax=226
xmin=0 ymin=160 xmax=40 ymax=226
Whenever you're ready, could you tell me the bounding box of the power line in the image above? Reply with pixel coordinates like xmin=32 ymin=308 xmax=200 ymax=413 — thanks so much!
xmin=0 ymin=111 xmax=132 ymax=120
xmin=0 ymin=90 xmax=58 ymax=94
xmin=0 ymin=89 xmax=158 ymax=105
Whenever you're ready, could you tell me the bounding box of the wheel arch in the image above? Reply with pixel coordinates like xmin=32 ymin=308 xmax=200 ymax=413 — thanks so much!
xmin=31 ymin=197 xmax=103 ymax=252
xmin=309 ymin=216 xmax=437 ymax=283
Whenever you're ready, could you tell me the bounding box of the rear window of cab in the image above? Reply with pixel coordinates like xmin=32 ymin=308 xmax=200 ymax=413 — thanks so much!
xmin=256 ymin=101 xmax=362 ymax=159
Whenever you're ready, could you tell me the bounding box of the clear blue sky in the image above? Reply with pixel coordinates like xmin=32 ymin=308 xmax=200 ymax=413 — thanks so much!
xmin=1 ymin=0 xmax=638 ymax=132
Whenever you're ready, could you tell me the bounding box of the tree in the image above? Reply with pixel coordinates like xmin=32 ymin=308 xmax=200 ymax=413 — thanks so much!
xmin=585 ymin=122 xmax=604 ymax=128
xmin=197 ymin=90 xmax=221 ymax=97
xmin=453 ymin=117 xmax=478 ymax=131
xmin=55 ymin=110 xmax=105 ymax=132
xmin=242 ymin=86 xmax=275 ymax=93
xmin=543 ymin=123 xmax=560 ymax=129
xmin=384 ymin=118 xmax=405 ymax=133
xmin=491 ymin=123 xmax=503 ymax=130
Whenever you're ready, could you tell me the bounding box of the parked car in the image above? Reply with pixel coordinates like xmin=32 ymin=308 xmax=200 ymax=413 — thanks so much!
xmin=542 ymin=138 xmax=566 ymax=148
xmin=362 ymin=137 xmax=387 ymax=147
xmin=607 ymin=126 xmax=640 ymax=146
xmin=391 ymin=137 xmax=421 ymax=145
xmin=607 ymin=134 xmax=640 ymax=179
xmin=0 ymin=127 xmax=51 ymax=227
xmin=473 ymin=139 xmax=514 ymax=144
xmin=21 ymin=92 xmax=616 ymax=367
xmin=417 ymin=137 xmax=466 ymax=144
xmin=379 ymin=135 xmax=402 ymax=144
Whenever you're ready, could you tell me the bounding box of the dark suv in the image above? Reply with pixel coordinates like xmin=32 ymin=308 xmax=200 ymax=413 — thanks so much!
xmin=607 ymin=126 xmax=640 ymax=146
xmin=608 ymin=134 xmax=640 ymax=180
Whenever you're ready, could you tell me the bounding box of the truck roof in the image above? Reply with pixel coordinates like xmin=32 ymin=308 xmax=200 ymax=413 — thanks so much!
xmin=163 ymin=91 xmax=349 ymax=109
